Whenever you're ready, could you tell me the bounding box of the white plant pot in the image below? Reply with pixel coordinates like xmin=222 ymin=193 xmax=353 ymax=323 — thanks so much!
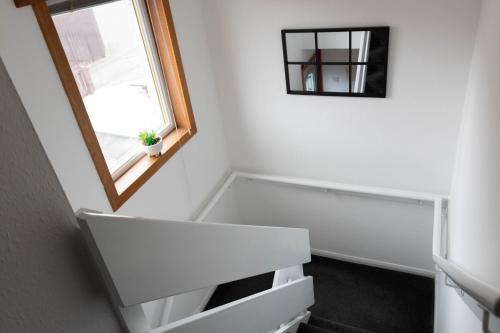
xmin=142 ymin=137 xmax=163 ymax=157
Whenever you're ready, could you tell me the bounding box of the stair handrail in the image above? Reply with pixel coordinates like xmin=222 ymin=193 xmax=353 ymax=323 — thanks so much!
xmin=433 ymin=254 xmax=500 ymax=316
xmin=432 ymin=199 xmax=500 ymax=332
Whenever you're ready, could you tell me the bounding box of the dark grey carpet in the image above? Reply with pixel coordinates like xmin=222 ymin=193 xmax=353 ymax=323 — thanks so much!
xmin=297 ymin=321 xmax=336 ymax=333
xmin=297 ymin=315 xmax=374 ymax=333
xmin=205 ymin=255 xmax=434 ymax=333
xmin=308 ymin=315 xmax=373 ymax=333
xmin=306 ymin=256 xmax=434 ymax=333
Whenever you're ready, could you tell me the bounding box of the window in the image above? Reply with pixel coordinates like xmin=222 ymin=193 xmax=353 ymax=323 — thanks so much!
xmin=52 ymin=0 xmax=175 ymax=179
xmin=17 ymin=0 xmax=197 ymax=210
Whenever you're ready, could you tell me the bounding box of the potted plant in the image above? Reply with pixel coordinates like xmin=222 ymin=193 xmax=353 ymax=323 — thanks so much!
xmin=138 ymin=130 xmax=163 ymax=157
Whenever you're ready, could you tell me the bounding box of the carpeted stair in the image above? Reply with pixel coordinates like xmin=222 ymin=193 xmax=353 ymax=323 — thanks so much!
xmin=297 ymin=316 xmax=374 ymax=333
xmin=297 ymin=321 xmax=332 ymax=333
xmin=205 ymin=255 xmax=434 ymax=333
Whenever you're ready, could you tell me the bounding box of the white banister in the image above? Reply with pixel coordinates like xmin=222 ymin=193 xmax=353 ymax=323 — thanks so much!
xmin=77 ymin=210 xmax=313 ymax=333
xmin=78 ymin=211 xmax=311 ymax=307
xmin=150 ymin=277 xmax=314 ymax=333
xmin=274 ymin=311 xmax=311 ymax=333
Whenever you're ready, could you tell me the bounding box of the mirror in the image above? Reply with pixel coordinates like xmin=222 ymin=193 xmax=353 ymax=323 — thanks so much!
xmin=317 ymin=32 xmax=350 ymax=62
xmin=321 ymin=65 xmax=350 ymax=93
xmin=285 ymin=33 xmax=316 ymax=62
xmin=288 ymin=64 xmax=317 ymax=92
xmin=282 ymin=27 xmax=389 ymax=97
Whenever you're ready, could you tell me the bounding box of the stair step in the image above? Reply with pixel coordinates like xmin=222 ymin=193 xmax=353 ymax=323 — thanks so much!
xmin=309 ymin=316 xmax=374 ymax=333
xmin=297 ymin=322 xmax=337 ymax=333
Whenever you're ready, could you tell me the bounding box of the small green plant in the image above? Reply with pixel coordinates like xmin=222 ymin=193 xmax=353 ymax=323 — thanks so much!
xmin=138 ymin=130 xmax=160 ymax=146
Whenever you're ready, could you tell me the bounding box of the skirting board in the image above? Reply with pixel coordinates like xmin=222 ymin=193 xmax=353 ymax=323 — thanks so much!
xmin=311 ymin=248 xmax=435 ymax=278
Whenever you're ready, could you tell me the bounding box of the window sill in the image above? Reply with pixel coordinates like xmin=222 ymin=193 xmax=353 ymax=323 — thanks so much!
xmin=111 ymin=127 xmax=195 ymax=210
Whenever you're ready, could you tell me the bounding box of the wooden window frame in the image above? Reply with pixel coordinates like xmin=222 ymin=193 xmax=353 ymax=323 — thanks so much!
xmin=15 ymin=0 xmax=197 ymax=211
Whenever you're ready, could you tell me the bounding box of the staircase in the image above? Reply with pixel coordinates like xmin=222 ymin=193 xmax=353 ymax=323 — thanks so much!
xmin=77 ymin=210 xmax=433 ymax=333
xmin=204 ymin=271 xmax=373 ymax=333
xmin=205 ymin=255 xmax=435 ymax=333
xmin=77 ymin=211 xmax=315 ymax=333
xmin=297 ymin=316 xmax=372 ymax=333
xmin=203 ymin=272 xmax=373 ymax=333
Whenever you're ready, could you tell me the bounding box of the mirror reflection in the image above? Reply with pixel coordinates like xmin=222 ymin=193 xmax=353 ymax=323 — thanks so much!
xmin=351 ymin=31 xmax=371 ymax=63
xmin=282 ymin=27 xmax=389 ymax=97
xmin=351 ymin=64 xmax=367 ymax=93
xmin=285 ymin=33 xmax=315 ymax=62
xmin=317 ymin=32 xmax=349 ymax=62
xmin=321 ymin=65 xmax=350 ymax=93
xmin=288 ymin=64 xmax=317 ymax=92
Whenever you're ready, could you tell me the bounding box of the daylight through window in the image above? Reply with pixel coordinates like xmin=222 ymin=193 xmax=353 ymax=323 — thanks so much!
xmin=51 ymin=0 xmax=175 ymax=179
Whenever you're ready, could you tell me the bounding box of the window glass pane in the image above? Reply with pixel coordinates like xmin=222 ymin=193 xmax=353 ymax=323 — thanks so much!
xmin=52 ymin=0 xmax=169 ymax=172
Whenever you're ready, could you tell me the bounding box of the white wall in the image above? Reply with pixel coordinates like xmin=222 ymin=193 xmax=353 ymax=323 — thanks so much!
xmin=437 ymin=0 xmax=500 ymax=332
xmin=203 ymin=176 xmax=436 ymax=276
xmin=0 ymin=0 xmax=229 ymax=327
xmin=201 ymin=0 xmax=481 ymax=194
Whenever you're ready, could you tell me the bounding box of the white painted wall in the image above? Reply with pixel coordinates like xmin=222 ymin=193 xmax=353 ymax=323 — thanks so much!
xmin=202 ymin=185 xmax=243 ymax=225
xmin=0 ymin=0 xmax=229 ymax=327
xmin=436 ymin=0 xmax=500 ymax=332
xmin=203 ymin=176 xmax=436 ymax=277
xmin=201 ymin=0 xmax=481 ymax=195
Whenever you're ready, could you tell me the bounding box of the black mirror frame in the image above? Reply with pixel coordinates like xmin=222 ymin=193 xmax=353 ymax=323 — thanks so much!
xmin=281 ymin=26 xmax=390 ymax=98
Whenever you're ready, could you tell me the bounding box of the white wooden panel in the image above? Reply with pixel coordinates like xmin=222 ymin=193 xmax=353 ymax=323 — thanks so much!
xmin=273 ymin=266 xmax=304 ymax=287
xmin=77 ymin=212 xmax=310 ymax=307
xmin=150 ymin=277 xmax=314 ymax=333
xmin=274 ymin=311 xmax=311 ymax=333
